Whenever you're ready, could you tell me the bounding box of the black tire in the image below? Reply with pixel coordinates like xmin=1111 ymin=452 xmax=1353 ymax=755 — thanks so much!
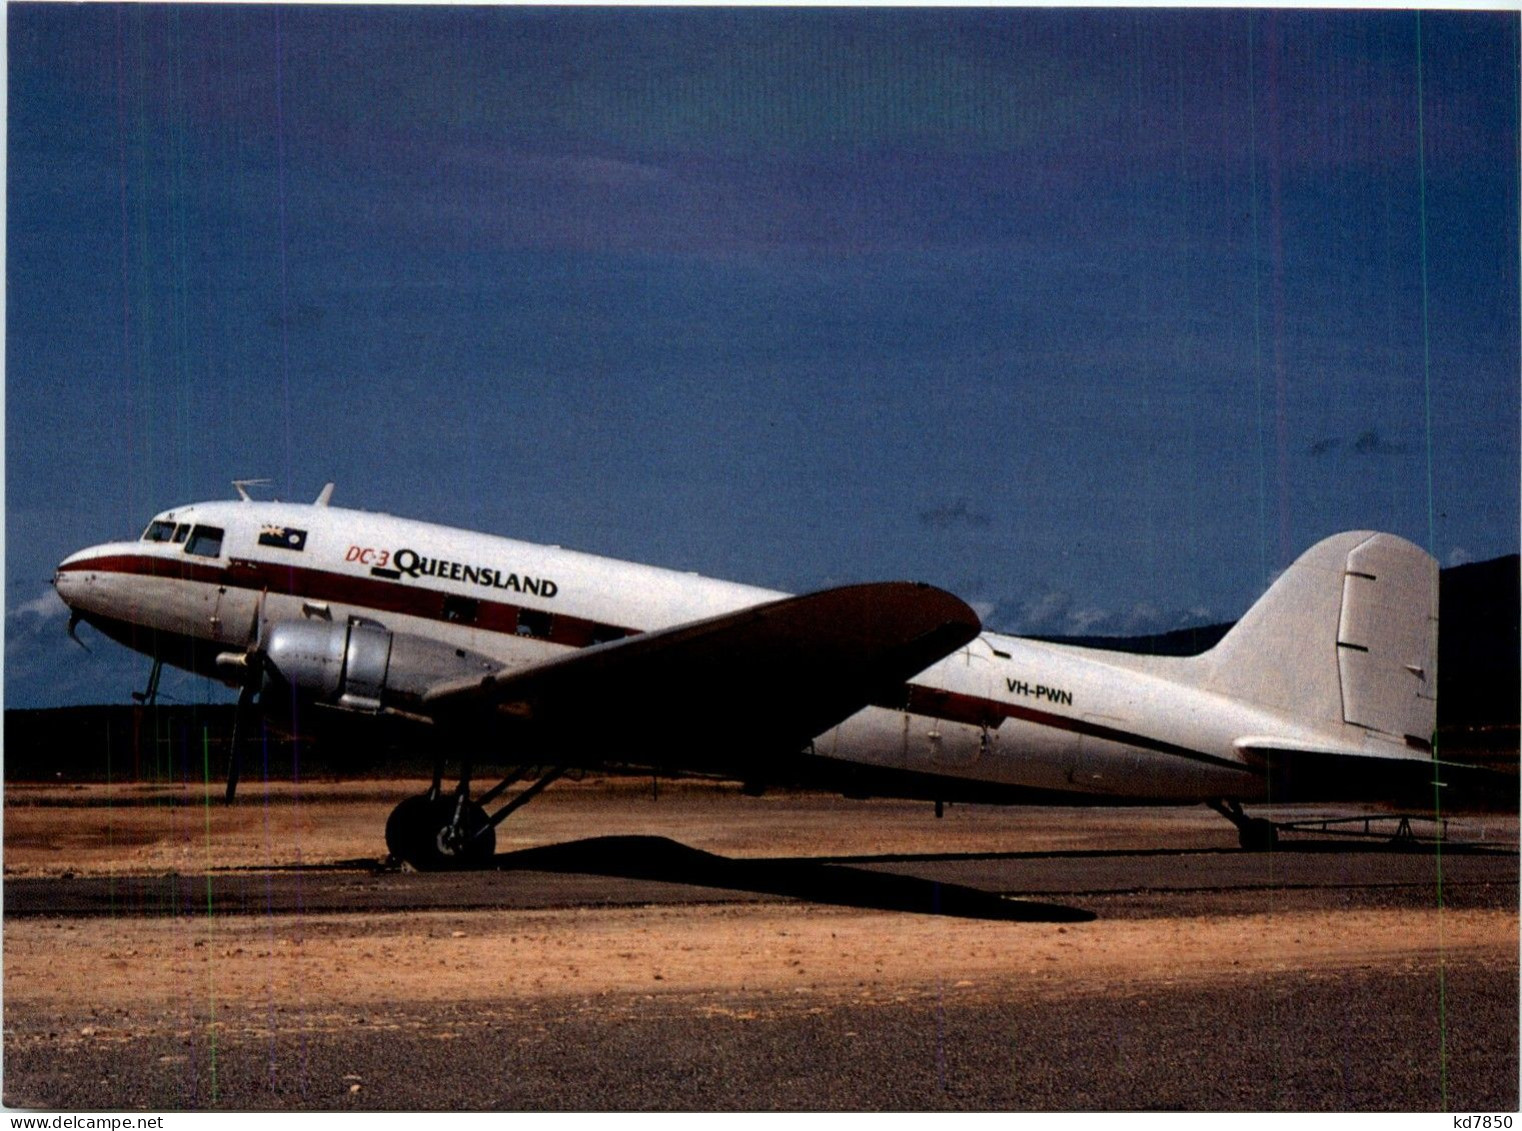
xmin=1238 ymin=817 xmax=1279 ymax=852
xmin=386 ymin=794 xmax=496 ymax=870
xmin=384 ymin=794 xmax=433 ymax=864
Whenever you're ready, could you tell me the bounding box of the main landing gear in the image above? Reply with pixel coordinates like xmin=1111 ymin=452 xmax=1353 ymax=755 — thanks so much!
xmin=384 ymin=755 xmax=568 ymax=871
xmin=1208 ymin=798 xmax=1280 ymax=852
xmin=133 ymin=657 xmax=163 ymax=705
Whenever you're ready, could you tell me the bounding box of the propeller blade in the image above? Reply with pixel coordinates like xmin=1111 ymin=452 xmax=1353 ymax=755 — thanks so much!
xmin=66 ymin=612 xmax=91 ymax=652
xmin=247 ymin=588 xmax=266 ymax=647
xmin=226 ymin=655 xmax=262 ymax=804
xmin=225 ymin=597 xmax=268 ymax=804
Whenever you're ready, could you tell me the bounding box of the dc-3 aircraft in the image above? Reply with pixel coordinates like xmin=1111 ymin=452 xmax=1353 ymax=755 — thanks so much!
xmin=55 ymin=483 xmax=1451 ymax=869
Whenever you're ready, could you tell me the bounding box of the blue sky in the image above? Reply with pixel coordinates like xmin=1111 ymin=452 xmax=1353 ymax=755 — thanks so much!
xmin=7 ymin=6 xmax=1519 ymax=708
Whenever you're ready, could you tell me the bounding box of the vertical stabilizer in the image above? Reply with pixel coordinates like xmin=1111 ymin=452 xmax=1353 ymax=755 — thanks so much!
xmin=1200 ymin=532 xmax=1438 ymax=746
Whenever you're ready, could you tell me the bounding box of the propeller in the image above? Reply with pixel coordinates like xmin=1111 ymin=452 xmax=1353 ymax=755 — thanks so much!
xmin=66 ymin=611 xmax=91 ymax=652
xmin=224 ymin=590 xmax=268 ymax=804
xmin=226 ymin=664 xmax=262 ymax=802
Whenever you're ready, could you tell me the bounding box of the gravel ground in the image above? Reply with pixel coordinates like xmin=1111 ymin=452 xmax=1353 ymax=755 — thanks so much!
xmin=5 ymin=960 xmax=1514 ymax=1111
xmin=5 ymin=784 xmax=1515 ymax=1112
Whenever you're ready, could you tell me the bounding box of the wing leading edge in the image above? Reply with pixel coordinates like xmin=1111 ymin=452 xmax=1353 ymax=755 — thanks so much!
xmin=424 ymin=581 xmax=982 ymax=772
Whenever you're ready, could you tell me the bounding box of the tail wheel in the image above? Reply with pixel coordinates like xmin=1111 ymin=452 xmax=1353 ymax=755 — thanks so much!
xmin=386 ymin=794 xmax=496 ymax=870
xmin=1208 ymin=798 xmax=1281 ymax=853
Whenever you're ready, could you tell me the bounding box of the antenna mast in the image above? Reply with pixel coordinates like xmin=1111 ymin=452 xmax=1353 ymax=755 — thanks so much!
xmin=232 ymin=479 xmax=273 ymax=502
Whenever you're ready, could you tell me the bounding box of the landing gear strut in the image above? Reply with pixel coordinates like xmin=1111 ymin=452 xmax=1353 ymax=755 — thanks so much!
xmin=384 ymin=754 xmax=568 ymax=871
xmin=132 ymin=658 xmax=163 ymax=705
xmin=1208 ymin=799 xmax=1279 ymax=852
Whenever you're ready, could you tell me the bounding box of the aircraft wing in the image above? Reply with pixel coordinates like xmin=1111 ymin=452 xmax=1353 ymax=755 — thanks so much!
xmin=1235 ymin=737 xmax=1512 ymax=807
xmin=422 ymin=581 xmax=982 ymax=770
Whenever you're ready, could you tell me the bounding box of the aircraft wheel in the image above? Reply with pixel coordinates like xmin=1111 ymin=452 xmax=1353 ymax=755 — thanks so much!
xmin=384 ymin=794 xmax=433 ymax=863
xmin=386 ymin=794 xmax=496 ymax=870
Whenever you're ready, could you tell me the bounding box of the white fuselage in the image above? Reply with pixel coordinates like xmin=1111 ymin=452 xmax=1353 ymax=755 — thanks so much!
xmin=55 ymin=498 xmax=1347 ymax=804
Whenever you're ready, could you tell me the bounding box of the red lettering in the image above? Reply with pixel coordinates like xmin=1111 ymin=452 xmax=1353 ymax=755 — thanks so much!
xmin=346 ymin=545 xmax=363 ymax=562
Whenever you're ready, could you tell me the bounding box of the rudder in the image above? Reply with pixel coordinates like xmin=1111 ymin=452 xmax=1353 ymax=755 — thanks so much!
xmin=1199 ymin=532 xmax=1438 ymax=746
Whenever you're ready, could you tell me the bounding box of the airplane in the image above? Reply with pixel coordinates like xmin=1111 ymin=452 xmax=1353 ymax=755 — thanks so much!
xmin=53 ymin=482 xmax=1453 ymax=869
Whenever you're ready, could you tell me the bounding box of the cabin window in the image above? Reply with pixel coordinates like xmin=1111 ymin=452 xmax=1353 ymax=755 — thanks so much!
xmin=516 ymin=609 xmax=552 ymax=639
xmin=142 ymin=520 xmax=177 ymax=542
xmin=443 ymin=594 xmax=479 ymax=625
xmin=589 ymin=623 xmax=626 ymax=645
xmin=185 ymin=525 xmax=224 ymax=558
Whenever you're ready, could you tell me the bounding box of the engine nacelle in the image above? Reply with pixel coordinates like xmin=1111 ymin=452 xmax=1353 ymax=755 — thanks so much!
xmin=261 ymin=618 xmax=501 ymax=713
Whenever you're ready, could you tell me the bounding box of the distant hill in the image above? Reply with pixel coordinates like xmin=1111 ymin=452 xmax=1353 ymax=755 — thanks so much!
xmin=5 ymin=556 xmax=1516 ymax=782
xmin=1029 ymin=621 xmax=1234 ymax=657
xmin=1039 ymin=554 xmax=1519 ymax=730
xmin=1434 ymin=555 xmax=1520 ymax=729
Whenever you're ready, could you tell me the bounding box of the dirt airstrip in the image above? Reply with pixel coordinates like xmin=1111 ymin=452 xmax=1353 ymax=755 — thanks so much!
xmin=4 ymin=778 xmax=1518 ymax=1110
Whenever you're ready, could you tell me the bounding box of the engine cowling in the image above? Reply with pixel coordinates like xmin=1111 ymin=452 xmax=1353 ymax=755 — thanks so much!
xmin=260 ymin=618 xmax=501 ymax=713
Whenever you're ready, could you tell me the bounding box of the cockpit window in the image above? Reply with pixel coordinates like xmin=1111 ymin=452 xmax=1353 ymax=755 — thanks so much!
xmin=172 ymin=524 xmax=189 ymax=543
xmin=185 ymin=525 xmax=225 ymax=558
xmin=142 ymin=520 xmax=177 ymax=542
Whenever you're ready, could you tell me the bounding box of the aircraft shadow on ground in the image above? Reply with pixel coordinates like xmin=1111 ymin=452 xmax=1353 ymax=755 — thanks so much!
xmin=801 ymin=838 xmax=1516 ymax=866
xmin=491 ymin=835 xmax=1096 ymax=923
xmin=261 ymin=833 xmax=1514 ymax=879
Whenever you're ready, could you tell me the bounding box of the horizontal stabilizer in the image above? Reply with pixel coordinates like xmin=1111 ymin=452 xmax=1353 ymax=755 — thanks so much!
xmin=1235 ymin=737 xmax=1510 ymax=806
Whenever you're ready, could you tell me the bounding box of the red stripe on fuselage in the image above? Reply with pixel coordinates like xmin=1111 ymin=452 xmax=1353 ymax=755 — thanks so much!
xmin=62 ymin=553 xmax=1243 ymax=774
xmin=887 ymin=683 xmax=1247 ymax=773
xmin=57 ymin=553 xmax=638 ymax=649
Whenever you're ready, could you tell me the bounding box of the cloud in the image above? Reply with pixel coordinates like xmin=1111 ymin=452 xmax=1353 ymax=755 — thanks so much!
xmin=1014 ymin=590 xmax=1073 ymax=633
xmin=1446 ymin=546 xmax=1475 ymax=567
xmin=5 ymin=589 xmax=73 ymax=683
xmin=517 ymin=152 xmax=670 ymax=189
xmin=9 ymin=590 xmax=67 ymax=621
xmin=986 ymin=589 xmax=1217 ymax=639
xmin=918 ymin=499 xmax=992 ymax=530
xmin=1350 ymin=429 xmax=1406 ymax=456
xmin=1064 ymin=606 xmax=1114 ymax=635
xmin=1309 ymin=428 xmax=1408 ymax=459
xmin=1117 ymin=602 xmax=1164 ymax=636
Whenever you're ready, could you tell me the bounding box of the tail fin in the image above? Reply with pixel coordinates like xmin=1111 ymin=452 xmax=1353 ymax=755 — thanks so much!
xmin=1200 ymin=531 xmax=1438 ymax=747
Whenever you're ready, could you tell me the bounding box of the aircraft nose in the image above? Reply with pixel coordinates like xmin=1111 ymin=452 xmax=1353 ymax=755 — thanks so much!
xmin=54 ymin=553 xmax=87 ymax=609
xmin=53 ymin=545 xmax=112 ymax=611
